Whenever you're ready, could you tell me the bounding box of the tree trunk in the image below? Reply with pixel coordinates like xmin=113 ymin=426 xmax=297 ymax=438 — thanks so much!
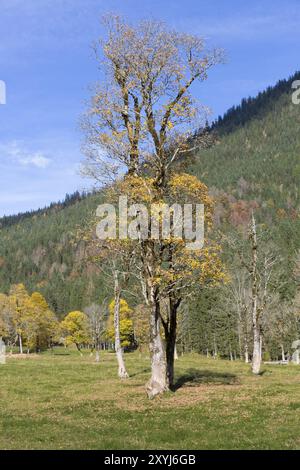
xmin=95 ymin=348 xmax=100 ymax=363
xmin=252 ymin=328 xmax=261 ymax=374
xmin=166 ymin=337 xmax=175 ymax=390
xmin=164 ymin=297 xmax=181 ymax=390
xmin=245 ymin=342 xmax=249 ymax=363
xmin=244 ymin=334 xmax=249 ymax=363
xmin=19 ymin=335 xmax=23 ymax=354
xmin=250 ymin=214 xmax=261 ymax=375
xmin=114 ymin=271 xmax=129 ymax=379
xmin=213 ymin=336 xmax=218 ymax=359
xmin=146 ymin=287 xmax=168 ymax=398
xmin=174 ymin=344 xmax=178 ymax=360
xmin=281 ymin=344 xmax=285 ymax=362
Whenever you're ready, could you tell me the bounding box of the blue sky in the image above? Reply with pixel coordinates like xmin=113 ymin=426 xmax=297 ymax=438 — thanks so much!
xmin=0 ymin=0 xmax=299 ymax=216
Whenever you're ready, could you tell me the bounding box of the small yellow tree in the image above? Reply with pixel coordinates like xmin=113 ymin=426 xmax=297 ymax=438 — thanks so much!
xmin=106 ymin=299 xmax=134 ymax=349
xmin=30 ymin=292 xmax=59 ymax=351
xmin=0 ymin=293 xmax=15 ymax=348
xmin=9 ymin=284 xmax=31 ymax=354
xmin=60 ymin=311 xmax=90 ymax=353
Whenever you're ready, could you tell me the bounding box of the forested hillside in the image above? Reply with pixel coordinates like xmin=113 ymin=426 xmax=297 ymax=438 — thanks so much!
xmin=1 ymin=71 xmax=299 ymax=330
xmin=179 ymin=72 xmax=300 ymax=358
xmin=192 ymin=71 xmax=300 ymax=267
xmin=0 ymin=192 xmax=107 ymax=317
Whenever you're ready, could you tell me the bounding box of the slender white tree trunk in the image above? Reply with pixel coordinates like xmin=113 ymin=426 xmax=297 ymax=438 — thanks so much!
xmin=281 ymin=344 xmax=285 ymax=362
xmin=250 ymin=214 xmax=261 ymax=375
xmin=146 ymin=287 xmax=168 ymax=398
xmin=245 ymin=342 xmax=249 ymax=363
xmin=19 ymin=335 xmax=23 ymax=354
xmin=174 ymin=344 xmax=178 ymax=360
xmin=237 ymin=322 xmax=242 ymax=360
xmin=252 ymin=329 xmax=261 ymax=374
xmin=95 ymin=349 xmax=100 ymax=363
xmin=213 ymin=336 xmax=218 ymax=359
xmin=114 ymin=271 xmax=129 ymax=379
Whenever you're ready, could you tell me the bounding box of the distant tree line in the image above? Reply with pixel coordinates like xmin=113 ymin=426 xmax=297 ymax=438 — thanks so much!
xmin=211 ymin=70 xmax=300 ymax=134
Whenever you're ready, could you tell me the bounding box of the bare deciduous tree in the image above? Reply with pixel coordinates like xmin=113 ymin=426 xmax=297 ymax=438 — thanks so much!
xmin=84 ymin=300 xmax=108 ymax=362
xmin=83 ymin=15 xmax=224 ymax=396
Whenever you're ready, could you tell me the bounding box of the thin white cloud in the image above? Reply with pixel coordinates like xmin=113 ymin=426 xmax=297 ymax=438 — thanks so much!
xmin=18 ymin=152 xmax=51 ymax=169
xmin=0 ymin=141 xmax=52 ymax=169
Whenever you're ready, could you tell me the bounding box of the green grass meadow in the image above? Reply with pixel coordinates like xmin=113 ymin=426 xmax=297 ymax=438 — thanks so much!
xmin=0 ymin=350 xmax=299 ymax=450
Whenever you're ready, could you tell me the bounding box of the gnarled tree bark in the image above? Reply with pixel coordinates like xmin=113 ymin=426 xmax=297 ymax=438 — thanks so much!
xmin=146 ymin=286 xmax=168 ymax=398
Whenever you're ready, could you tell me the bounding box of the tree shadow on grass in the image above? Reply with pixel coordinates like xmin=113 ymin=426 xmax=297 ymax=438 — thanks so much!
xmin=257 ymin=369 xmax=268 ymax=376
xmin=53 ymin=352 xmax=71 ymax=356
xmin=130 ymin=368 xmax=151 ymax=378
xmin=173 ymin=368 xmax=238 ymax=391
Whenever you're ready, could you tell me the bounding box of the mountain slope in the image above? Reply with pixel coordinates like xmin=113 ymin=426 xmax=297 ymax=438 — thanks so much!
xmin=0 ymin=192 xmax=106 ymax=316
xmin=1 ymin=72 xmax=299 ymax=314
xmin=192 ymin=72 xmax=300 ymax=260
